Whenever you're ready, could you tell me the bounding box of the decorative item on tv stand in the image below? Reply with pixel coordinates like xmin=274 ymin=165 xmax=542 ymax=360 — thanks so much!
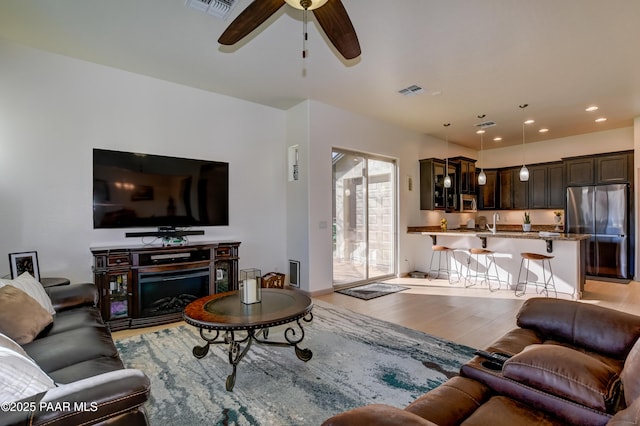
xmin=240 ymin=269 xmax=262 ymax=304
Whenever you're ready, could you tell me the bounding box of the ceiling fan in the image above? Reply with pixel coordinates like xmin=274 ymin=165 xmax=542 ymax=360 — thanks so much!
xmin=218 ymin=0 xmax=361 ymax=60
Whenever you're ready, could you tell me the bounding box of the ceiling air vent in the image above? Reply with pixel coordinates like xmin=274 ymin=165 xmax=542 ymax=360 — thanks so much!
xmin=186 ymin=0 xmax=238 ymax=20
xmin=398 ymin=85 xmax=424 ymax=96
xmin=475 ymin=120 xmax=497 ymax=129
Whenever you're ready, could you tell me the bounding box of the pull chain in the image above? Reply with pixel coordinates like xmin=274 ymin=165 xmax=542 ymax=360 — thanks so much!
xmin=303 ymin=8 xmax=308 ymax=58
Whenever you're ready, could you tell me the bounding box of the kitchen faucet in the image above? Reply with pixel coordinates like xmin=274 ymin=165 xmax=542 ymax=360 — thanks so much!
xmin=486 ymin=212 xmax=500 ymax=234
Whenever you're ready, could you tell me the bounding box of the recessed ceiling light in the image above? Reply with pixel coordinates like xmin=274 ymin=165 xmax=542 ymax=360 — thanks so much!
xmin=595 ymin=117 xmax=607 ymax=123
xmin=493 ymin=137 xmax=502 ymax=142
xmin=539 ymin=128 xmax=549 ymax=133
xmin=586 ymin=106 xmax=599 ymax=112
xmin=524 ymin=119 xmax=535 ymax=125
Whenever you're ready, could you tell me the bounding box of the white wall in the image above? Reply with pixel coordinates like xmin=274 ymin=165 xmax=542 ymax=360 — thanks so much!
xmin=286 ymin=102 xmax=310 ymax=290
xmin=0 ymin=39 xmax=287 ymax=282
xmin=299 ymin=100 xmax=430 ymax=294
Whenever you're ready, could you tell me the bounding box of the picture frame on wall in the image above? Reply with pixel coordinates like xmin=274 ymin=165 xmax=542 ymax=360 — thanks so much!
xmin=8 ymin=251 xmax=40 ymax=281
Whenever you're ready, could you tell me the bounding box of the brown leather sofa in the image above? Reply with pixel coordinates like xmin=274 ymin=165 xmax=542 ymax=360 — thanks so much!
xmin=1 ymin=283 xmax=151 ymax=426
xmin=322 ymin=298 xmax=640 ymax=426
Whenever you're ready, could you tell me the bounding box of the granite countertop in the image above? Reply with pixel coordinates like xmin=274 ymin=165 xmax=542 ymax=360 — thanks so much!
xmin=407 ymin=226 xmax=591 ymax=241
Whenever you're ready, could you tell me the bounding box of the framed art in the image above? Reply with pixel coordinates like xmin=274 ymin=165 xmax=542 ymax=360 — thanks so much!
xmin=8 ymin=251 xmax=40 ymax=281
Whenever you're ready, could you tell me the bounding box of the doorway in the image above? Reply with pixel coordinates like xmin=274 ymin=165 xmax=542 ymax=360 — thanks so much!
xmin=332 ymin=149 xmax=397 ymax=287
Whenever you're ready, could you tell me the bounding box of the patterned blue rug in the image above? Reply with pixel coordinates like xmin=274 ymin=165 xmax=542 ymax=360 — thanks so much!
xmin=115 ymin=300 xmax=475 ymax=425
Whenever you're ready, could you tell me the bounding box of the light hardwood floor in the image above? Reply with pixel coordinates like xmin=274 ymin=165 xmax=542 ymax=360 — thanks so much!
xmin=316 ymin=278 xmax=640 ymax=348
xmin=113 ymin=278 xmax=640 ymax=350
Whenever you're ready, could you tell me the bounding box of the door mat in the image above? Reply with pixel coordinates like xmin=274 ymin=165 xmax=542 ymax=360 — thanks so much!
xmin=336 ymin=282 xmax=408 ymax=300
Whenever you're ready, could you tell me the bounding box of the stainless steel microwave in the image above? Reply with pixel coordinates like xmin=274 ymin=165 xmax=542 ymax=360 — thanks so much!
xmin=460 ymin=194 xmax=477 ymax=212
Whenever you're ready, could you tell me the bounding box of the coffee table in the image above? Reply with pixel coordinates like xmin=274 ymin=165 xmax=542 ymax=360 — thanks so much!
xmin=183 ymin=288 xmax=314 ymax=391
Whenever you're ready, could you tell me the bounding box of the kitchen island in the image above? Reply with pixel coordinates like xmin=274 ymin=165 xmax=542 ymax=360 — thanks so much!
xmin=407 ymin=227 xmax=591 ymax=299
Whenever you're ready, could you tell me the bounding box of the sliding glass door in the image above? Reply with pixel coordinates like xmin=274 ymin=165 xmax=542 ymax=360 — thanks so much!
xmin=332 ymin=149 xmax=397 ymax=286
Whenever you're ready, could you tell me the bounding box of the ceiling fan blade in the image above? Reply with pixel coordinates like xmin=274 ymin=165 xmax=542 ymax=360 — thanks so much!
xmin=313 ymin=0 xmax=361 ymax=60
xmin=218 ymin=0 xmax=285 ymax=45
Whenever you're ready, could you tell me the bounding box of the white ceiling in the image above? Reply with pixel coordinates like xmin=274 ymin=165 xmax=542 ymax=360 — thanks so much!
xmin=1 ymin=0 xmax=639 ymax=149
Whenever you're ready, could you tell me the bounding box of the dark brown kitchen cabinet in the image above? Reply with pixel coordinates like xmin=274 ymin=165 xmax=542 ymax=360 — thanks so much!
xmin=478 ymin=169 xmax=498 ymax=210
xmin=528 ymin=162 xmax=564 ymax=209
xmin=596 ymin=153 xmax=630 ymax=184
xmin=499 ymin=168 xmax=528 ymax=209
xmin=564 ymin=151 xmax=632 ymax=186
xmin=452 ymin=157 xmax=477 ymax=194
xmin=513 ymin=169 xmax=529 ymax=209
xmin=565 ymin=157 xmax=594 ymax=186
xmin=420 ymin=158 xmax=457 ymax=211
xmin=528 ymin=165 xmax=547 ymax=209
xmin=499 ymin=169 xmax=513 ymax=210
xmin=547 ymin=162 xmax=565 ymax=208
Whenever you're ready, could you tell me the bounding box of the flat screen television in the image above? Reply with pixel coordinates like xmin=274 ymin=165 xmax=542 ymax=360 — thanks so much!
xmin=93 ymin=149 xmax=229 ymax=229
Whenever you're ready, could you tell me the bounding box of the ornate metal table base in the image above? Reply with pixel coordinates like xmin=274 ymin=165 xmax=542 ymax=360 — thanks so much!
xmin=192 ymin=312 xmax=313 ymax=391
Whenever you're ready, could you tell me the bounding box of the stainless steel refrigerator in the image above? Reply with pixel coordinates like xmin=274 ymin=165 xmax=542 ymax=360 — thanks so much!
xmin=566 ymin=184 xmax=629 ymax=279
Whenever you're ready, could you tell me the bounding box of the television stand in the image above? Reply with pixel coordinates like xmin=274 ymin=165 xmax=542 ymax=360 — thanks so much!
xmin=91 ymin=241 xmax=240 ymax=331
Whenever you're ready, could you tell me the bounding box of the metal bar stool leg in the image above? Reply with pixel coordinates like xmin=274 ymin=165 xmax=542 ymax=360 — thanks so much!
xmin=448 ymin=250 xmax=460 ymax=284
xmin=544 ymin=259 xmax=557 ymax=298
xmin=429 ymin=246 xmax=457 ymax=281
xmin=516 ymin=253 xmax=556 ymax=298
xmin=467 ymin=249 xmax=500 ymax=291
xmin=464 ymin=251 xmax=478 ymax=288
xmin=487 ymin=254 xmax=501 ymax=292
xmin=515 ymin=258 xmax=527 ymax=296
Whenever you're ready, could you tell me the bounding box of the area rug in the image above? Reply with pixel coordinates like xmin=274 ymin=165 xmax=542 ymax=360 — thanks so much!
xmin=336 ymin=282 xmax=409 ymax=300
xmin=115 ymin=300 xmax=475 ymax=426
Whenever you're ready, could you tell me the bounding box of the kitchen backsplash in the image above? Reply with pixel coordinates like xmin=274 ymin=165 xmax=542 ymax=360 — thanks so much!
xmin=419 ymin=209 xmax=562 ymax=229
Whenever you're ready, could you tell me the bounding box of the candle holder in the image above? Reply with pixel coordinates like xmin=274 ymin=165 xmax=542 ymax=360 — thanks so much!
xmin=239 ymin=269 xmax=262 ymax=304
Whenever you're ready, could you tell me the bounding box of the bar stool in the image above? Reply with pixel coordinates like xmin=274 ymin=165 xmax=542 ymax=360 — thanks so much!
xmin=515 ymin=252 xmax=557 ymax=297
xmin=428 ymin=245 xmax=460 ymax=284
xmin=465 ymin=248 xmax=501 ymax=292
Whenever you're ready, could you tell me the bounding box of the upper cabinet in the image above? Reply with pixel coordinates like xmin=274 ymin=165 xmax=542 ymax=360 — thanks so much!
xmin=547 ymin=162 xmax=565 ymax=208
xmin=565 ymin=151 xmax=632 ymax=186
xmin=565 ymin=157 xmax=595 ymax=186
xmin=478 ymin=169 xmax=498 ymax=210
xmin=451 ymin=157 xmax=477 ymax=194
xmin=420 ymin=158 xmax=457 ymax=211
xmin=528 ymin=165 xmax=548 ymax=209
xmin=596 ymin=153 xmax=630 ymax=184
xmin=499 ymin=167 xmax=528 ymax=210
xmin=423 ymin=151 xmax=632 ymax=212
xmin=528 ymin=162 xmax=564 ymax=209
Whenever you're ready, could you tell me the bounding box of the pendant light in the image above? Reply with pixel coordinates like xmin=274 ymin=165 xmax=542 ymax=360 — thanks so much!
xmin=477 ymin=115 xmax=487 ymax=186
xmin=519 ymin=104 xmax=530 ymax=182
xmin=443 ymin=123 xmax=452 ymax=188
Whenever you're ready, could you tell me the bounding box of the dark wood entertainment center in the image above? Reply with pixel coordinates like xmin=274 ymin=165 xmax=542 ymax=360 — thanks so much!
xmin=91 ymin=241 xmax=240 ymax=331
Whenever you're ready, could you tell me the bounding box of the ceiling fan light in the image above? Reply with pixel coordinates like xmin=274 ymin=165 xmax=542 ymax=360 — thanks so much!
xmin=519 ymin=165 xmax=530 ymax=182
xmin=478 ymin=170 xmax=487 ymax=185
xmin=284 ymin=0 xmax=329 ymax=10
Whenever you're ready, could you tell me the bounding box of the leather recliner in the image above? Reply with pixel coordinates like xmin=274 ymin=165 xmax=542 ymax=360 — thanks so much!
xmin=322 ymin=298 xmax=640 ymax=426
